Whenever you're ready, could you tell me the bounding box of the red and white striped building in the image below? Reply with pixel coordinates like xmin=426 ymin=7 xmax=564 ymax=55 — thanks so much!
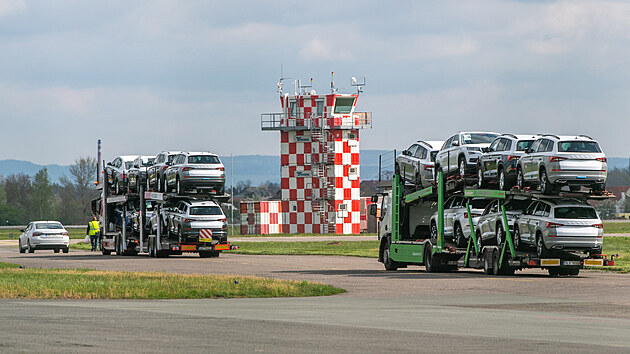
xmin=241 ymin=78 xmax=371 ymax=234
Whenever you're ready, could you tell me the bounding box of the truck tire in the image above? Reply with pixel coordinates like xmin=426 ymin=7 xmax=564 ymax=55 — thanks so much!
xmin=548 ymin=268 xmax=560 ymax=276
xmin=63 ymin=247 xmax=69 ymax=254
xmin=383 ymin=238 xmax=399 ymax=271
xmin=424 ymin=243 xmax=436 ymax=273
xmin=492 ymin=248 xmax=500 ymax=276
xmin=483 ymin=248 xmax=492 ymax=275
xmin=454 ymin=223 xmax=466 ymax=248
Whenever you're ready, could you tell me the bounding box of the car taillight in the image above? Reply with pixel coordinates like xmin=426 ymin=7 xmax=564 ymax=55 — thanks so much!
xmin=546 ymin=222 xmax=563 ymax=228
xmin=549 ymin=156 xmax=566 ymax=162
xmin=182 ymin=167 xmax=193 ymax=171
xmin=507 ymin=155 xmax=519 ymax=161
xmin=183 ymin=218 xmax=194 ymax=223
xmin=217 ymin=167 xmax=225 ymax=171
xmin=596 ymin=157 xmax=607 ymax=163
xmin=32 ymin=232 xmax=42 ymax=236
xmin=161 ymin=166 xmax=168 ymax=171
xmin=219 ymin=218 xmax=227 ymax=222
xmin=62 ymin=232 xmax=69 ymax=236
xmin=122 ymin=173 xmax=127 ymax=179
xmin=424 ymin=164 xmax=434 ymax=171
xmin=592 ymin=223 xmax=603 ymax=229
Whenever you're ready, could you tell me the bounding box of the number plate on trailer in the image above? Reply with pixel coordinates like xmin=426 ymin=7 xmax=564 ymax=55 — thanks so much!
xmin=447 ymin=260 xmax=458 ymax=265
xmin=181 ymin=245 xmax=196 ymax=251
xmin=562 ymin=260 xmax=581 ymax=266
xmin=584 ymin=259 xmax=604 ymax=266
xmin=214 ymin=244 xmax=230 ymax=251
xmin=540 ymin=259 xmax=561 ymax=266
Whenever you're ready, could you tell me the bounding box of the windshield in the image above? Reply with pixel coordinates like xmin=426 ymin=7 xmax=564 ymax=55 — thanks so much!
xmin=189 ymin=206 xmax=223 ymax=216
xmin=142 ymin=158 xmax=155 ymax=167
xmin=558 ymin=141 xmax=602 ymax=153
xmin=188 ymin=155 xmax=221 ymax=164
xmin=167 ymin=155 xmax=177 ymax=163
xmin=461 ymin=133 xmax=499 ymax=145
xmin=554 ymin=207 xmax=598 ymax=219
xmin=471 ymin=199 xmax=492 ymax=209
xmin=36 ymin=222 xmax=64 ymax=230
xmin=125 ymin=161 xmax=133 ymax=169
xmin=505 ymin=199 xmax=530 ymax=211
xmin=516 ymin=140 xmax=534 ymax=151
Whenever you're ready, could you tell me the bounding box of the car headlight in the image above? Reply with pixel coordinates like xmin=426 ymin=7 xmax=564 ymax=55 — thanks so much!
xmin=466 ymin=147 xmax=481 ymax=153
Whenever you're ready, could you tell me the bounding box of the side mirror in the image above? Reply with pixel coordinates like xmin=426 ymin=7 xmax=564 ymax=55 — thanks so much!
xmin=165 ymin=161 xmax=172 ymax=166
xmin=481 ymin=147 xmax=490 ymax=153
xmin=403 ymin=150 xmax=410 ymax=156
xmin=371 ymin=195 xmax=379 ymax=203
xmin=524 ymin=148 xmax=532 ymax=154
xmin=107 ymin=162 xmax=113 ymax=166
xmin=20 ymin=229 xmax=25 ymax=232
xmin=368 ymin=204 xmax=377 ymax=216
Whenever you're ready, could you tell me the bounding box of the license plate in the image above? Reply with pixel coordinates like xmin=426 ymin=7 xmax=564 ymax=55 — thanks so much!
xmin=577 ymin=176 xmax=586 ymax=179
xmin=562 ymin=260 xmax=580 ymax=266
xmin=181 ymin=245 xmax=196 ymax=251
xmin=447 ymin=261 xmax=458 ymax=265
xmin=199 ymin=238 xmax=212 ymax=243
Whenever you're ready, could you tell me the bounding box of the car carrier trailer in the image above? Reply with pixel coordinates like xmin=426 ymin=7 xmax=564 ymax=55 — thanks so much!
xmin=373 ymin=170 xmax=616 ymax=276
xmin=93 ymin=168 xmax=236 ymax=258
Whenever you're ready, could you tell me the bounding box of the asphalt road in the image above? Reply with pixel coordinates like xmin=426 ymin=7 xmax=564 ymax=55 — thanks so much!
xmin=1 ymin=242 xmax=630 ymax=353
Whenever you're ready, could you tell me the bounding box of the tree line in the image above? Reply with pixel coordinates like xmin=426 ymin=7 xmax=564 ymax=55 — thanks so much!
xmin=0 ymin=157 xmax=99 ymax=226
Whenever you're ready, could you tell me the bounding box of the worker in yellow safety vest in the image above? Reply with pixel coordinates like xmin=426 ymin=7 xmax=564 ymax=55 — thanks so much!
xmin=87 ymin=216 xmax=100 ymax=251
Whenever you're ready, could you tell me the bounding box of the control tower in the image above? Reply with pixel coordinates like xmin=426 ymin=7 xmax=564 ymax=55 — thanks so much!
xmin=260 ymin=75 xmax=371 ymax=234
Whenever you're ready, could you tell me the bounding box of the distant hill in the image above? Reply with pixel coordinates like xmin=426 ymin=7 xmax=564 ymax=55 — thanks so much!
xmin=1 ymin=152 xmax=626 ymax=186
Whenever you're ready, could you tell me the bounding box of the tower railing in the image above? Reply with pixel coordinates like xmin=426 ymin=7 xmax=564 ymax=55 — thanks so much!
xmin=261 ymin=112 xmax=372 ymax=131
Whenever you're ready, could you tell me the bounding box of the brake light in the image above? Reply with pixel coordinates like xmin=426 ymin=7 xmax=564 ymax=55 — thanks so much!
xmin=122 ymin=173 xmax=127 ymax=179
xmin=182 ymin=167 xmax=193 ymax=171
xmin=424 ymin=164 xmax=434 ymax=171
xmin=596 ymin=157 xmax=607 ymax=163
xmin=592 ymin=223 xmax=603 ymax=229
xmin=161 ymin=166 xmax=168 ymax=171
xmin=32 ymin=232 xmax=43 ymax=236
xmin=546 ymin=222 xmax=563 ymax=228
xmin=507 ymin=155 xmax=519 ymax=161
xmin=183 ymin=218 xmax=194 ymax=223
xmin=62 ymin=232 xmax=69 ymax=236
xmin=217 ymin=167 xmax=225 ymax=171
xmin=219 ymin=218 xmax=227 ymax=222
xmin=549 ymin=156 xmax=566 ymax=162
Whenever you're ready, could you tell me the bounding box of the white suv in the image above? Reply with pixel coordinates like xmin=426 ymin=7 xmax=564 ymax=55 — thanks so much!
xmin=435 ymin=132 xmax=500 ymax=181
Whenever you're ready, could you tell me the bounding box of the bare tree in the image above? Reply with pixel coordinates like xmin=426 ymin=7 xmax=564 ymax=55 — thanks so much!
xmin=59 ymin=157 xmax=99 ymax=224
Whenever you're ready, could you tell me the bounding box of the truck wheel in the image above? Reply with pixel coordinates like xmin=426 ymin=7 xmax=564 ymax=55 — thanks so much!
xmin=430 ymin=222 xmax=437 ymax=245
xmin=54 ymin=248 xmax=60 ymax=253
xmin=62 ymin=247 xmax=69 ymax=254
xmin=383 ymin=239 xmax=398 ymax=271
xmin=548 ymin=268 xmax=560 ymax=276
xmin=483 ymin=248 xmax=492 ymax=275
xmin=492 ymin=249 xmax=500 ymax=275
xmin=424 ymin=243 xmax=436 ymax=273
xmin=102 ymin=244 xmax=111 ymax=256
xmin=568 ymin=268 xmax=580 ymax=276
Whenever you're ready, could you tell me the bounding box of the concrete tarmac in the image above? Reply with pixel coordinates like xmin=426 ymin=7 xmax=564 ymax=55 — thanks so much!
xmin=1 ymin=243 xmax=630 ymax=353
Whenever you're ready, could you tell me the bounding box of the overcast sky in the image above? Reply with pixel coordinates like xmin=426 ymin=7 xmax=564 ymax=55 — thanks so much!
xmin=1 ymin=0 xmax=629 ymax=165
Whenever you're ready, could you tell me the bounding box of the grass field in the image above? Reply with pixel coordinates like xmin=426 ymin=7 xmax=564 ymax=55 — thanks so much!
xmin=602 ymin=221 xmax=630 ymax=234
xmin=231 ymin=241 xmax=380 ymax=258
xmin=597 ymin=237 xmax=630 ymax=273
xmin=0 ymin=261 xmax=345 ymax=299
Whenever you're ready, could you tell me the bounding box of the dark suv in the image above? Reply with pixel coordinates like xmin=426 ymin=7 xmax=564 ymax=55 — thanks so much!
xmin=477 ymin=134 xmax=537 ymax=190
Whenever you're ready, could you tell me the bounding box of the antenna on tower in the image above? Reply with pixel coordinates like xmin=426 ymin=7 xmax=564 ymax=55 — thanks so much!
xmin=299 ymin=77 xmax=313 ymax=94
xmin=351 ymin=74 xmax=367 ymax=93
xmin=277 ymin=63 xmax=290 ymax=94
xmin=330 ymin=72 xmax=337 ymax=93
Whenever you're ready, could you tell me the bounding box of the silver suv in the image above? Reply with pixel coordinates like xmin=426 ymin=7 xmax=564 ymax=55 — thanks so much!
xmin=475 ymin=199 xmax=530 ymax=249
xmin=106 ymin=155 xmax=139 ymax=194
xmin=516 ymin=135 xmax=607 ymax=194
xmin=435 ymin=132 xmax=500 ymax=182
xmin=128 ymin=155 xmax=155 ymax=192
xmin=514 ymin=198 xmax=603 ymax=257
xmin=429 ymin=196 xmax=491 ymax=247
xmin=477 ymin=134 xmax=537 ymax=191
xmin=165 ymin=152 xmax=226 ymax=195
xmin=166 ymin=200 xmax=227 ymax=244
xmin=396 ymin=140 xmax=443 ymax=188
xmin=147 ymin=151 xmax=182 ymax=192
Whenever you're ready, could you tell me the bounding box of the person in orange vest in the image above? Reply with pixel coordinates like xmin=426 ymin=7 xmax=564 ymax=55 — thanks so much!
xmin=87 ymin=216 xmax=100 ymax=251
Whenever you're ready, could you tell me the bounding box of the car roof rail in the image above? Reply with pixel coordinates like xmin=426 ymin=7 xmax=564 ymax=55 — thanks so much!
xmin=415 ymin=140 xmax=433 ymax=148
xmin=542 ymin=134 xmax=560 ymax=140
xmin=501 ymin=133 xmax=518 ymax=139
xmin=577 ymin=134 xmax=593 ymax=140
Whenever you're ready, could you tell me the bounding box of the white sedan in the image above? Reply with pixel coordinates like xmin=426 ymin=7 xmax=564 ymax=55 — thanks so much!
xmin=19 ymin=221 xmax=70 ymax=253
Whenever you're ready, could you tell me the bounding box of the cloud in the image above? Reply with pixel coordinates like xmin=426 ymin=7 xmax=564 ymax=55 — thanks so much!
xmin=0 ymin=0 xmax=25 ymax=17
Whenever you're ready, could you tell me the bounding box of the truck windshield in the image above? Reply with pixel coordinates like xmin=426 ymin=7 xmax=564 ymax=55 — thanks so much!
xmin=558 ymin=141 xmax=602 ymax=153
xmin=554 ymin=207 xmax=598 ymax=219
xmin=188 ymin=155 xmax=221 ymax=164
xmin=190 ymin=206 xmax=223 ymax=216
